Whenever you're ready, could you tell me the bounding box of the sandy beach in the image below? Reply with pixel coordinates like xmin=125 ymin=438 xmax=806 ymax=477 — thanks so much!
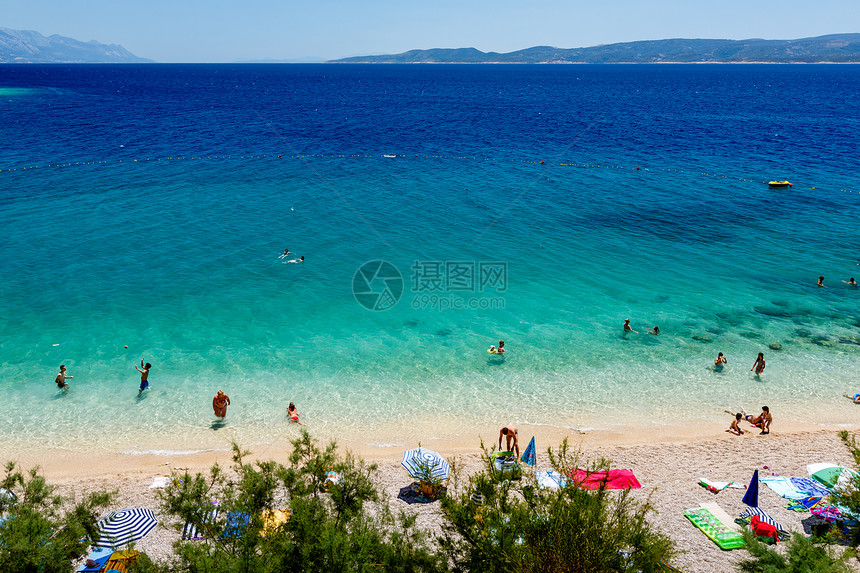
xmin=13 ymin=425 xmax=858 ymax=573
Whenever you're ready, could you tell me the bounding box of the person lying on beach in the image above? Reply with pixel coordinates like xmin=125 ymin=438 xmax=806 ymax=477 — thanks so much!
xmin=844 ymin=278 xmax=858 ymax=287
xmin=714 ymin=352 xmax=727 ymax=368
xmin=724 ymin=412 xmax=745 ymax=435
xmin=648 ymin=326 xmax=660 ymax=335
xmin=751 ymin=352 xmax=765 ymax=376
xmin=845 ymin=393 xmax=860 ymax=404
xmin=499 ymin=424 xmax=520 ymax=457
xmin=742 ymin=406 xmax=772 ymax=434
xmin=55 ymin=365 xmax=72 ymax=390
xmin=135 ymin=359 xmax=151 ymax=394
xmin=818 ymin=275 xmax=825 ymax=287
xmin=623 ymin=318 xmax=637 ymax=333
xmin=288 ymin=401 xmax=301 ymax=424
xmin=213 ymin=390 xmax=230 ymax=419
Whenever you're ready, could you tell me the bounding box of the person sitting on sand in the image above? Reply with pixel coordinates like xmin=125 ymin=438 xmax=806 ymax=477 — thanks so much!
xmin=751 ymin=352 xmax=765 ymax=376
xmin=845 ymin=393 xmax=860 ymax=404
xmin=213 ymin=390 xmax=230 ymax=419
xmin=724 ymin=412 xmax=745 ymax=435
xmin=818 ymin=275 xmax=825 ymax=287
xmin=288 ymin=401 xmax=301 ymax=424
xmin=55 ymin=365 xmax=72 ymax=390
xmin=623 ymin=318 xmax=637 ymax=333
xmin=742 ymin=406 xmax=772 ymax=434
xmin=844 ymin=278 xmax=858 ymax=287
xmin=135 ymin=359 xmax=151 ymax=394
xmin=499 ymin=424 xmax=520 ymax=457
xmin=648 ymin=326 xmax=660 ymax=335
xmin=714 ymin=352 xmax=727 ymax=368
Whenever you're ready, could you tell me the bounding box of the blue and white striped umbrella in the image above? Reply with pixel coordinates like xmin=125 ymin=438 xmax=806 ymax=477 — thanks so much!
xmin=94 ymin=508 xmax=157 ymax=548
xmin=401 ymin=447 xmax=450 ymax=481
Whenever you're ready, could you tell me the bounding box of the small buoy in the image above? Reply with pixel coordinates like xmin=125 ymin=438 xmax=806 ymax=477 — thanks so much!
xmin=540 ymin=160 xmax=545 ymax=164
xmin=278 ymin=155 xmax=281 ymax=157
xmin=52 ymin=344 xmax=59 ymax=347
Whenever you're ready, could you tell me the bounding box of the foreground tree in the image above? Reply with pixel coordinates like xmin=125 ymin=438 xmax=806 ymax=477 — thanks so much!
xmin=738 ymin=529 xmax=855 ymax=573
xmin=142 ymin=431 xmax=444 ymax=573
xmin=0 ymin=462 xmax=113 ymax=573
xmin=437 ymin=439 xmax=677 ymax=573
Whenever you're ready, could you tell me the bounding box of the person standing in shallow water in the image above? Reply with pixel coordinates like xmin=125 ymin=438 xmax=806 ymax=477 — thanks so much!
xmin=751 ymin=353 xmax=765 ymax=377
xmin=623 ymin=318 xmax=637 ymax=333
xmin=55 ymin=365 xmax=73 ymax=390
xmin=136 ymin=359 xmax=151 ymax=394
xmin=714 ymin=352 xmax=727 ymax=370
xmin=213 ymin=390 xmax=230 ymax=419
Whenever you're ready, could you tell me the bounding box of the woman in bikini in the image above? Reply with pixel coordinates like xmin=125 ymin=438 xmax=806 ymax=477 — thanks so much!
xmin=751 ymin=353 xmax=765 ymax=376
xmin=288 ymin=402 xmax=301 ymax=424
xmin=212 ymin=390 xmax=230 ymax=419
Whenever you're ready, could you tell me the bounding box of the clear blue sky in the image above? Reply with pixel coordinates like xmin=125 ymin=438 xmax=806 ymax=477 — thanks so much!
xmin=5 ymin=0 xmax=859 ymax=62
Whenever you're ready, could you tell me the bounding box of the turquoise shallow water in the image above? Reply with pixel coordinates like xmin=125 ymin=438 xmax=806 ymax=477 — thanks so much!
xmin=1 ymin=64 xmax=859 ymax=454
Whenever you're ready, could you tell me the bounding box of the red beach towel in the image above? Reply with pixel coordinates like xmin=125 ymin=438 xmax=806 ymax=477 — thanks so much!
xmin=571 ymin=468 xmax=642 ymax=489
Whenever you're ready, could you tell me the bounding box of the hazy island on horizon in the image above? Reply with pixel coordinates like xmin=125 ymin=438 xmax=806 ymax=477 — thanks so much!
xmin=330 ymin=34 xmax=860 ymax=64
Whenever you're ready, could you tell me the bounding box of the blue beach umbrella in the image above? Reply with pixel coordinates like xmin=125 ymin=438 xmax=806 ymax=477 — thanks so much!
xmin=401 ymin=447 xmax=450 ymax=481
xmin=742 ymin=469 xmax=759 ymax=508
xmin=94 ymin=508 xmax=157 ymax=548
xmin=521 ymin=436 xmax=536 ymax=467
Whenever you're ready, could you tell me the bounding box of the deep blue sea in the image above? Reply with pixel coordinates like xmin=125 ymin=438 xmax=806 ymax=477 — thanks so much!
xmin=1 ymin=64 xmax=859 ymax=454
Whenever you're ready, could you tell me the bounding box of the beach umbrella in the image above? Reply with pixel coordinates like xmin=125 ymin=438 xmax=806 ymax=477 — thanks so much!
xmin=742 ymin=469 xmax=759 ymax=508
xmin=807 ymin=463 xmax=859 ymax=490
xmin=94 ymin=508 xmax=157 ymax=548
xmin=401 ymin=447 xmax=450 ymax=481
xmin=521 ymin=436 xmax=536 ymax=466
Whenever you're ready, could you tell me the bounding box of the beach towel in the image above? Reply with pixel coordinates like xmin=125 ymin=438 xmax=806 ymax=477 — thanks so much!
xmin=102 ymin=549 xmax=139 ymax=573
xmin=786 ymin=496 xmax=822 ymax=512
xmin=261 ymin=509 xmax=290 ymax=536
xmin=698 ymin=478 xmax=734 ymax=494
xmin=750 ymin=515 xmax=779 ymax=542
xmin=759 ymin=476 xmax=807 ymax=500
xmin=571 ymin=468 xmax=641 ymax=490
xmin=76 ymin=547 xmax=112 ymax=572
xmin=535 ymin=470 xmax=567 ymax=490
xmin=221 ymin=511 xmax=250 ymax=539
xmin=811 ymin=504 xmax=842 ymax=522
xmin=684 ymin=502 xmax=745 ymax=550
xmin=738 ymin=507 xmax=787 ymax=535
xmin=149 ymin=476 xmax=170 ymax=489
xmin=791 ymin=477 xmax=832 ymax=498
xmin=182 ymin=506 xmax=219 ymax=540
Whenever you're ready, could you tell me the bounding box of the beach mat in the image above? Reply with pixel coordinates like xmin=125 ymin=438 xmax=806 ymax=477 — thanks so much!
xmin=684 ymin=502 xmax=746 ymax=550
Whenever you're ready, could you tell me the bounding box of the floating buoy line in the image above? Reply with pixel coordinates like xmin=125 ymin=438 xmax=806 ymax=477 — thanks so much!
xmin=0 ymin=153 xmax=854 ymax=196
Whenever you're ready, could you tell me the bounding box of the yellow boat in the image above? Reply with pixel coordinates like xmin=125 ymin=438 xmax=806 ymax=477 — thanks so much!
xmin=768 ymin=180 xmax=792 ymax=188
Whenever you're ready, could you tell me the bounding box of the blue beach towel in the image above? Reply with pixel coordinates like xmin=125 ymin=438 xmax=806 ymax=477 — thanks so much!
xmin=759 ymin=476 xmax=807 ymax=500
xmin=791 ymin=477 xmax=832 ymax=498
xmin=76 ymin=546 xmax=112 ymax=572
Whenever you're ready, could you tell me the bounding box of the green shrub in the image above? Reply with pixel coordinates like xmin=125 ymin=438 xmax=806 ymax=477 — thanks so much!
xmin=437 ymin=439 xmax=676 ymax=573
xmin=738 ymin=529 xmax=855 ymax=572
xmin=0 ymin=461 xmax=113 ymax=573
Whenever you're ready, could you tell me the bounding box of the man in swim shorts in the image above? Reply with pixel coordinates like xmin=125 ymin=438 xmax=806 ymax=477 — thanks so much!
xmin=499 ymin=424 xmax=520 ymax=457
xmin=55 ymin=365 xmax=72 ymax=390
xmin=845 ymin=393 xmax=860 ymax=403
xmin=213 ymin=390 xmax=230 ymax=419
xmin=136 ymin=359 xmax=151 ymax=394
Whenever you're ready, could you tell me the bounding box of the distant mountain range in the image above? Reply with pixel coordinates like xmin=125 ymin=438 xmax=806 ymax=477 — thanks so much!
xmin=331 ymin=34 xmax=860 ymax=64
xmin=0 ymin=27 xmax=151 ymax=63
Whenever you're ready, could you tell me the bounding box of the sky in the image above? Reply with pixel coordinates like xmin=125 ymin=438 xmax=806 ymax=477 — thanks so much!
xmin=4 ymin=0 xmax=860 ymax=63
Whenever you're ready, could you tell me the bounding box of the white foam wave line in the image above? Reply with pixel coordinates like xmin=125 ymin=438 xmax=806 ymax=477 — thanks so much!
xmin=121 ymin=448 xmax=229 ymax=456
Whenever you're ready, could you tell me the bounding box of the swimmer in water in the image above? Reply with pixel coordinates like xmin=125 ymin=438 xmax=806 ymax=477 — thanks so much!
xmin=751 ymin=352 xmax=765 ymax=377
xmin=648 ymin=326 xmax=660 ymax=335
xmin=135 ymin=359 xmax=151 ymax=394
xmin=279 ymin=248 xmax=290 ymax=259
xmin=844 ymin=277 xmax=858 ymax=287
xmin=845 ymin=393 xmax=860 ymax=404
xmin=55 ymin=365 xmax=73 ymax=390
xmin=288 ymin=402 xmax=301 ymax=424
xmin=496 ymin=340 xmax=505 ymax=354
xmin=818 ymin=275 xmax=824 ymax=287
xmin=714 ymin=352 xmax=727 ymax=369
xmin=488 ymin=345 xmax=497 ymax=354
xmin=287 ymin=256 xmax=304 ymax=263
xmin=623 ymin=318 xmax=637 ymax=333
